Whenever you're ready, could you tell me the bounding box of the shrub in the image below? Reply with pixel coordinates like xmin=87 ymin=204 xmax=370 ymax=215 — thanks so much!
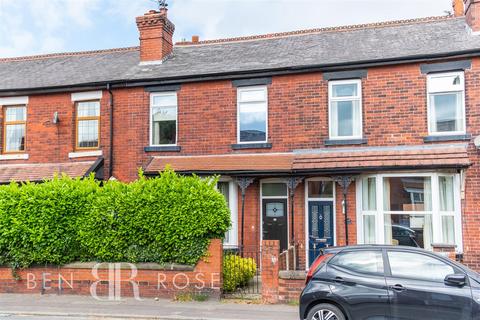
xmin=0 ymin=169 xmax=230 ymax=268
xmin=222 ymin=254 xmax=257 ymax=292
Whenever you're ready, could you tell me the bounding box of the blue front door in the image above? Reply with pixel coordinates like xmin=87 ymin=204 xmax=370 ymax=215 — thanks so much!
xmin=308 ymin=201 xmax=334 ymax=266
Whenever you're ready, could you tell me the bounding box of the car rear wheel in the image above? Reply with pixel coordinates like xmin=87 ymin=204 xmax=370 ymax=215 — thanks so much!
xmin=307 ymin=303 xmax=345 ymax=320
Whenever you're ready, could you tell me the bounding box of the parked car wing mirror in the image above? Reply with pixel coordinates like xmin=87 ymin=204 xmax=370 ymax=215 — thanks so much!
xmin=444 ymin=274 xmax=467 ymax=287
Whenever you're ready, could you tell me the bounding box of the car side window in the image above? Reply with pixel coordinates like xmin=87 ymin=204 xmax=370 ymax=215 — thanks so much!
xmin=329 ymin=250 xmax=384 ymax=275
xmin=388 ymin=251 xmax=454 ymax=282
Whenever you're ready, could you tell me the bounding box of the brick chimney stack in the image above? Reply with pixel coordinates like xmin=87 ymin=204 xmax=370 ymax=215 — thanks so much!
xmin=453 ymin=0 xmax=464 ymax=16
xmin=136 ymin=8 xmax=175 ymax=63
xmin=464 ymin=0 xmax=480 ymax=32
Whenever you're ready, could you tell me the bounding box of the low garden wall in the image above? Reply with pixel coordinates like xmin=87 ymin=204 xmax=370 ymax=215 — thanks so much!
xmin=261 ymin=240 xmax=306 ymax=304
xmin=0 ymin=239 xmax=223 ymax=299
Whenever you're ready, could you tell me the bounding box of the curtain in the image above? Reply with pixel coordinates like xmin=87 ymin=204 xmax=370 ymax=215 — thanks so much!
xmin=439 ymin=176 xmax=454 ymax=212
xmin=423 ymin=178 xmax=433 ymax=250
xmin=442 ymin=216 xmax=455 ymax=245
xmin=362 ymin=178 xmax=376 ymax=211
xmin=383 ymin=178 xmax=393 ymax=244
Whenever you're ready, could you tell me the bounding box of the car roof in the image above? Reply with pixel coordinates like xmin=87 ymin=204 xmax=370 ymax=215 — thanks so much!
xmin=322 ymin=244 xmax=435 ymax=254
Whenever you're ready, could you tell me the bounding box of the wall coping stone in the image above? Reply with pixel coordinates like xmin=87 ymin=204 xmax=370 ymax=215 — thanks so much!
xmin=279 ymin=270 xmax=306 ymax=280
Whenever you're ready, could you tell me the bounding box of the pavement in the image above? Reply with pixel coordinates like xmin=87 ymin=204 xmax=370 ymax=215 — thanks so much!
xmin=0 ymin=294 xmax=298 ymax=320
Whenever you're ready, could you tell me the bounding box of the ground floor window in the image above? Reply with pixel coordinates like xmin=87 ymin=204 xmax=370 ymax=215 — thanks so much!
xmin=217 ymin=180 xmax=238 ymax=248
xmin=358 ymin=172 xmax=462 ymax=252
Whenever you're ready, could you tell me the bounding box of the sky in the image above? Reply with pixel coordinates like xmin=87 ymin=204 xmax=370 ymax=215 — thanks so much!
xmin=0 ymin=0 xmax=454 ymax=58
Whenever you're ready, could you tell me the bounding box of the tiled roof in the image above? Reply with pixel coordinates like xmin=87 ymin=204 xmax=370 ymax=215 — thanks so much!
xmin=292 ymin=144 xmax=471 ymax=172
xmin=145 ymin=153 xmax=295 ymax=174
xmin=145 ymin=144 xmax=470 ymax=175
xmin=2 ymin=17 xmax=480 ymax=92
xmin=0 ymin=161 xmax=97 ymax=184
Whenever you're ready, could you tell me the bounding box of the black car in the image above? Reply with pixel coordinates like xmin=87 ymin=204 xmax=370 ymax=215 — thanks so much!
xmin=300 ymin=245 xmax=480 ymax=320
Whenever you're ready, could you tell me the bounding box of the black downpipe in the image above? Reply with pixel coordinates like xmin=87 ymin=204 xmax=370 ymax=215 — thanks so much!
xmin=107 ymin=84 xmax=114 ymax=179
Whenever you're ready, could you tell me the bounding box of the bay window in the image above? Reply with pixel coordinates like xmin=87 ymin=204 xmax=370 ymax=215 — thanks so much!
xmin=150 ymin=92 xmax=177 ymax=146
xmin=328 ymin=79 xmax=362 ymax=139
xmin=217 ymin=180 xmax=238 ymax=248
xmin=358 ymin=173 xmax=462 ymax=251
xmin=237 ymin=86 xmax=268 ymax=143
xmin=427 ymin=72 xmax=465 ymax=135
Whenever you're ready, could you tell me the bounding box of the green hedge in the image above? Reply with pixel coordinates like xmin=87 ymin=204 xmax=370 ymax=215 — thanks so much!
xmin=0 ymin=169 xmax=230 ymax=269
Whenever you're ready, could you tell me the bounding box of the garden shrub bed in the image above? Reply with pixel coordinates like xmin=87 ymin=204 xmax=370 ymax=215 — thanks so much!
xmin=0 ymin=168 xmax=230 ymax=269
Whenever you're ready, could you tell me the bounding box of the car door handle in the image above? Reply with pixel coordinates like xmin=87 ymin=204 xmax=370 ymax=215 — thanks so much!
xmin=334 ymin=277 xmax=345 ymax=284
xmin=390 ymin=284 xmax=406 ymax=292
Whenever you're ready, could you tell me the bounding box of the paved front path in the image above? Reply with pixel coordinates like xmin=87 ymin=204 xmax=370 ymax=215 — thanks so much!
xmin=0 ymin=294 xmax=298 ymax=320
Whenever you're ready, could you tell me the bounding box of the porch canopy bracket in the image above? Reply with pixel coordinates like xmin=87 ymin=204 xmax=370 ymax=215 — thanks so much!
xmin=332 ymin=175 xmax=357 ymax=246
xmin=234 ymin=177 xmax=255 ymax=251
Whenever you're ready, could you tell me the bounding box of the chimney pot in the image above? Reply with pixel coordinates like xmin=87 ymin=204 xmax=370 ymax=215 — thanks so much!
xmin=453 ymin=0 xmax=464 ymax=16
xmin=192 ymin=35 xmax=200 ymax=43
xmin=159 ymin=7 xmax=168 ymax=16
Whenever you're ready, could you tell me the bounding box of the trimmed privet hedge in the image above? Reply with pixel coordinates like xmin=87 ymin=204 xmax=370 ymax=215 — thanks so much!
xmin=0 ymin=169 xmax=230 ymax=269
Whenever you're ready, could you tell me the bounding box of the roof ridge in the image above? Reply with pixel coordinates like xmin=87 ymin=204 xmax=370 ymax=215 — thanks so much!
xmin=176 ymin=15 xmax=456 ymax=46
xmin=0 ymin=46 xmax=139 ymax=63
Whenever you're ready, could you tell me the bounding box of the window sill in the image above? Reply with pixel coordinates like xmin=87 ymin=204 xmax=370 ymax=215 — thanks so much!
xmin=0 ymin=153 xmax=29 ymax=160
xmin=423 ymin=134 xmax=471 ymax=142
xmin=144 ymin=146 xmax=181 ymax=152
xmin=324 ymin=139 xmax=367 ymax=146
xmin=231 ymin=143 xmax=272 ymax=150
xmin=69 ymin=150 xmax=103 ymax=159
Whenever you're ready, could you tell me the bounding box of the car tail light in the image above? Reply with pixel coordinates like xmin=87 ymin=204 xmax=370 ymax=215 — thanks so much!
xmin=306 ymin=253 xmax=333 ymax=284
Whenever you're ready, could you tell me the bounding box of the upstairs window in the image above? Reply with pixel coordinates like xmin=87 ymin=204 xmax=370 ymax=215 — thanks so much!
xmin=328 ymin=79 xmax=362 ymax=139
xmin=3 ymin=106 xmax=26 ymax=153
xmin=427 ymin=72 xmax=465 ymax=135
xmin=150 ymin=92 xmax=177 ymax=146
xmin=237 ymin=86 xmax=268 ymax=143
xmin=76 ymin=101 xmax=100 ymax=149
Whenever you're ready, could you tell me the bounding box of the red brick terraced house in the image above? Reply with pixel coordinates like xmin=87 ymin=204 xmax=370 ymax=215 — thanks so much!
xmin=1 ymin=0 xmax=480 ymax=271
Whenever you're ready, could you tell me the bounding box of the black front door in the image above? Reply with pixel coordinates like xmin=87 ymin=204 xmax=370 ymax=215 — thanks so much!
xmin=386 ymin=250 xmax=472 ymax=319
xmin=308 ymin=201 xmax=334 ymax=266
xmin=262 ymin=199 xmax=288 ymax=252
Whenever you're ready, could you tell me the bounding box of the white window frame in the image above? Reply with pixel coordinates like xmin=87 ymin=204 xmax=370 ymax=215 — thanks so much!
xmin=237 ymin=86 xmax=268 ymax=144
xmin=328 ymin=79 xmax=363 ymax=140
xmin=356 ymin=172 xmax=463 ymax=253
xmin=149 ymin=92 xmax=178 ymax=147
xmin=217 ymin=178 xmax=239 ymax=248
xmin=427 ymin=71 xmax=466 ymax=136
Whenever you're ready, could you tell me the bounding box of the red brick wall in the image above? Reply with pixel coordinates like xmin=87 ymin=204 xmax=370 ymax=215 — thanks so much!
xmin=278 ymin=278 xmax=304 ymax=303
xmin=1 ymin=57 xmax=480 ymax=270
xmin=0 ymin=239 xmax=222 ymax=299
xmin=0 ymin=92 xmax=109 ymax=169
xmin=261 ymin=240 xmax=280 ymax=304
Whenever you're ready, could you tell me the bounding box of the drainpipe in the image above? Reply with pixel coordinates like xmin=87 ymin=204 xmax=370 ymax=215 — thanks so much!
xmin=107 ymin=84 xmax=114 ymax=179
